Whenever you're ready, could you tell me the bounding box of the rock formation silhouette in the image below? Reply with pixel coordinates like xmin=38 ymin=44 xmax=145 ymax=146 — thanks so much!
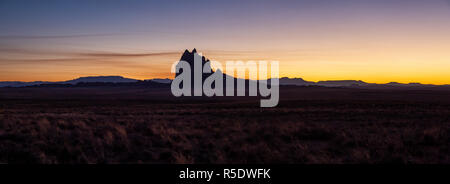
xmin=175 ymin=48 xmax=215 ymax=91
xmin=176 ymin=48 xmax=213 ymax=80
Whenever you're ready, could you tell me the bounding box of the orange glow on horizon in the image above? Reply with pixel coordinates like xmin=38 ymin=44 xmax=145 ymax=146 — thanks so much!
xmin=1 ymin=46 xmax=450 ymax=85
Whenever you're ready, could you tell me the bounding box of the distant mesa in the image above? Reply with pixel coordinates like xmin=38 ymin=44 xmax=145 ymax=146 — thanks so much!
xmin=64 ymin=76 xmax=138 ymax=84
xmin=279 ymin=77 xmax=315 ymax=86
xmin=278 ymin=78 xmax=369 ymax=87
xmin=316 ymin=80 xmax=367 ymax=87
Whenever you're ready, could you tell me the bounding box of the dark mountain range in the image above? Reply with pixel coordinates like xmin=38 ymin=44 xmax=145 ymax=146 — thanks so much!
xmin=0 ymin=76 xmax=169 ymax=87
xmin=0 ymin=81 xmax=49 ymax=87
xmin=146 ymin=78 xmax=172 ymax=84
xmin=1 ymin=76 xmax=448 ymax=89
xmin=316 ymin=80 xmax=367 ymax=87
xmin=1 ymin=49 xmax=449 ymax=89
xmin=1 ymin=75 xmax=448 ymax=89
xmin=278 ymin=78 xmax=449 ymax=89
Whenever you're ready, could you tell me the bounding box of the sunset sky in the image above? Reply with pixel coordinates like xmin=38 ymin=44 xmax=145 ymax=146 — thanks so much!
xmin=1 ymin=0 xmax=450 ymax=84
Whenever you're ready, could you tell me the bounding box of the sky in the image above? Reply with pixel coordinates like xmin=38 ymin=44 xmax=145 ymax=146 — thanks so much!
xmin=1 ymin=0 xmax=450 ymax=84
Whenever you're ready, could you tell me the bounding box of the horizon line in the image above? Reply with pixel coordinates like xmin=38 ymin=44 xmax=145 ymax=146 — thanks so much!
xmin=0 ymin=75 xmax=448 ymax=86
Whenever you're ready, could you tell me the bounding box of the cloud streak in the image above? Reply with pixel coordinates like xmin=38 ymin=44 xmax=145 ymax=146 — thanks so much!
xmin=0 ymin=57 xmax=157 ymax=70
xmin=0 ymin=47 xmax=182 ymax=76
xmin=0 ymin=33 xmax=122 ymax=40
xmin=78 ymin=51 xmax=180 ymax=58
xmin=0 ymin=47 xmax=181 ymax=59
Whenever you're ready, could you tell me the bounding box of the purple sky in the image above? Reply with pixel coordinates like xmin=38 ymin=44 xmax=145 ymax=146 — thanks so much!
xmin=1 ymin=0 xmax=450 ymax=84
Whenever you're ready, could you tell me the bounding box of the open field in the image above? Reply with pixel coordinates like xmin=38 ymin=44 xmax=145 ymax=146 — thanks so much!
xmin=0 ymin=86 xmax=449 ymax=163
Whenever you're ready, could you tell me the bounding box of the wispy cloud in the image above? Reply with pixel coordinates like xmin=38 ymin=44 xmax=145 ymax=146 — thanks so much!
xmin=0 ymin=33 xmax=121 ymax=40
xmin=0 ymin=57 xmax=156 ymax=70
xmin=0 ymin=47 xmax=180 ymax=59
xmin=0 ymin=47 xmax=75 ymax=56
xmin=0 ymin=46 xmax=182 ymax=75
xmin=0 ymin=29 xmax=198 ymax=40
xmin=78 ymin=51 xmax=180 ymax=58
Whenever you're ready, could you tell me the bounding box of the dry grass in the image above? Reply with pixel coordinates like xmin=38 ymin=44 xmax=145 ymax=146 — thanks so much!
xmin=0 ymin=86 xmax=449 ymax=163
